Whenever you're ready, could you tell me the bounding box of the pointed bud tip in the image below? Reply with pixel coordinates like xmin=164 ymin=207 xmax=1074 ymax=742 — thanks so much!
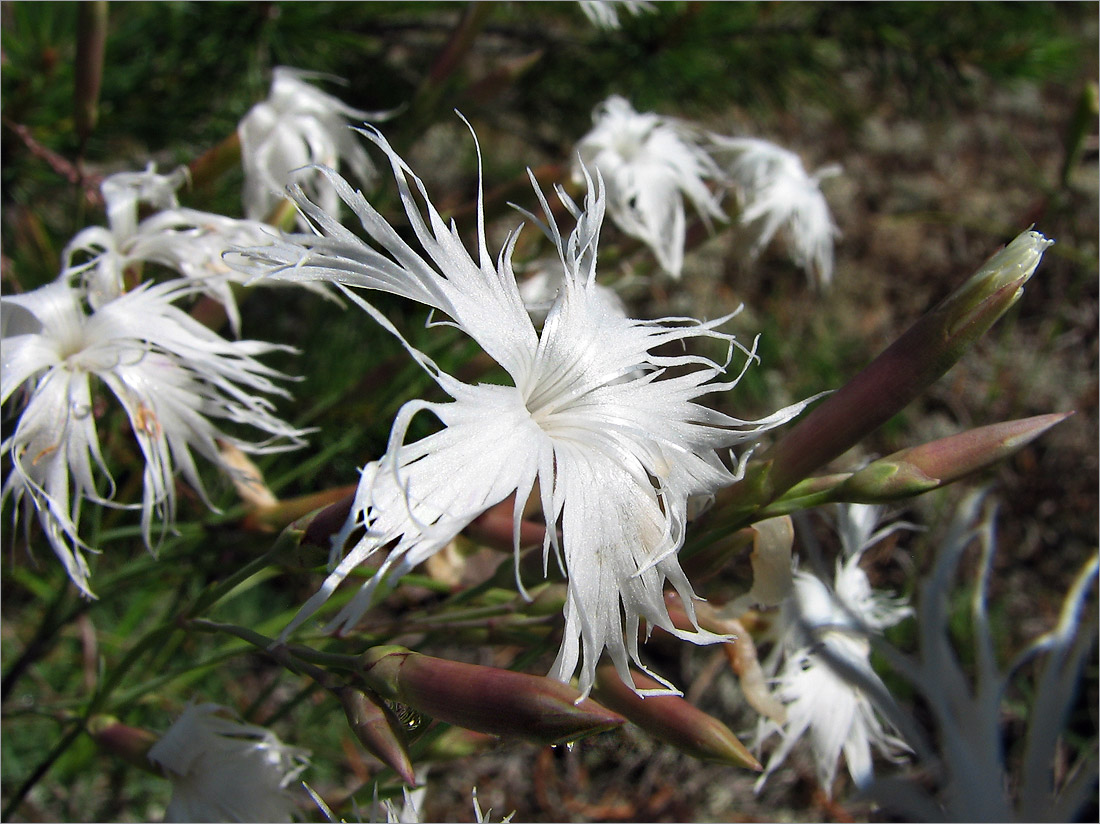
xmin=594 ymin=667 xmax=761 ymax=770
xmin=336 ymin=687 xmax=416 ymax=786
xmin=978 ymin=229 xmax=1054 ymax=291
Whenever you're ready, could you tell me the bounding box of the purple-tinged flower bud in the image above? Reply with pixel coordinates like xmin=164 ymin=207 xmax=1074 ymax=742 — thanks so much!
xmin=359 ymin=647 xmax=624 ymax=746
xmin=840 ymin=413 xmax=1072 ymax=502
xmin=746 ymin=230 xmax=1054 ymax=503
xmin=88 ymin=715 xmax=159 ymax=772
xmin=335 ymin=686 xmax=416 ymax=786
xmin=593 ymin=666 xmax=761 ymax=770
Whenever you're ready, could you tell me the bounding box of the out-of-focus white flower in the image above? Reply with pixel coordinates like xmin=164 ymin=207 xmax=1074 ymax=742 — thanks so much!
xmin=234 ymin=123 xmax=813 ymax=698
xmin=577 ymin=0 xmax=655 ymax=29
xmin=65 ymin=167 xmax=329 ymax=336
xmin=66 ymin=165 xmax=190 ymax=309
xmin=574 ymin=95 xmax=726 ymax=279
xmin=755 ymin=504 xmax=912 ymax=796
xmin=147 ymin=702 xmax=309 ymax=823
xmin=862 ymin=491 xmax=1100 ymax=822
xmin=99 ymin=163 xmax=189 ymax=242
xmin=239 ymin=66 xmax=376 ymax=228
xmin=711 ymin=136 xmax=840 ymax=288
xmin=0 ymin=275 xmax=306 ymax=596
xmin=121 ymin=207 xmax=332 ymax=336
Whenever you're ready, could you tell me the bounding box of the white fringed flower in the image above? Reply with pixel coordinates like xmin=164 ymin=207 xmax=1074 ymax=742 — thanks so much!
xmin=574 ymin=95 xmax=726 ymax=278
xmin=755 ymin=504 xmax=912 ymax=795
xmin=517 ymin=257 xmax=628 ymax=324
xmin=0 ymin=275 xmax=306 ymax=596
xmin=148 ymin=702 xmax=309 ymax=823
xmin=235 ymin=123 xmax=811 ymax=697
xmin=239 ymin=66 xmax=376 ymax=227
xmin=712 ymin=136 xmax=840 ymax=288
xmin=576 ymin=0 xmax=656 ymax=29
xmin=66 ymin=165 xmax=190 ymax=309
xmin=64 ymin=167 xmax=330 ymax=337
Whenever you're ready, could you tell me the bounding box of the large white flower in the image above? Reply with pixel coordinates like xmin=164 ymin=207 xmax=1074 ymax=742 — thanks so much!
xmin=1 ymin=275 xmax=306 ymax=596
xmin=239 ymin=66 xmax=377 ymax=228
xmin=755 ymin=504 xmax=912 ymax=795
xmin=711 ymin=136 xmax=841 ymax=288
xmin=235 ymin=124 xmax=811 ymax=697
xmin=574 ymin=95 xmax=726 ymax=279
xmin=148 ymin=702 xmax=309 ymax=823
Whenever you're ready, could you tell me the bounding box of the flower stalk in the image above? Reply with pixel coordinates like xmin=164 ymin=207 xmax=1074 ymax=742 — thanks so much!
xmin=715 ymin=230 xmax=1053 ymax=518
xmin=74 ymin=1 xmax=108 ymax=152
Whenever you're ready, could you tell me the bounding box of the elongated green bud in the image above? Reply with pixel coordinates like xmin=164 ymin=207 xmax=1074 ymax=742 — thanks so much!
xmin=336 ymin=686 xmax=416 ymax=786
xmin=359 ymin=647 xmax=624 ymax=746
xmin=593 ymin=667 xmax=761 ymax=770
xmin=840 ymin=413 xmax=1072 ymax=502
xmin=756 ymin=230 xmax=1054 ymax=502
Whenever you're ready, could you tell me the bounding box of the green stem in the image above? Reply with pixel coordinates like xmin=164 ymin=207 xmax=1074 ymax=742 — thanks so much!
xmin=2 ymin=623 xmax=177 ymax=820
xmin=185 ymin=525 xmax=304 ymax=617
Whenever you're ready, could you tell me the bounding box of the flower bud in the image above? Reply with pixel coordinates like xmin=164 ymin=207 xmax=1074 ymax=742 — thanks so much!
xmin=840 ymin=413 xmax=1071 ymax=502
xmin=593 ymin=667 xmax=761 ymax=770
xmin=756 ymin=230 xmax=1054 ymax=501
xmin=335 ymin=686 xmax=416 ymax=786
xmin=359 ymin=647 xmax=624 ymax=746
xmin=88 ymin=715 xmax=159 ymax=772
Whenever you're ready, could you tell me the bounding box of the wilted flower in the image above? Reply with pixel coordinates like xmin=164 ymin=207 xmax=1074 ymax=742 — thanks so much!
xmin=239 ymin=66 xmax=377 ymax=227
xmin=576 ymin=0 xmax=656 ymax=29
xmin=235 ymin=122 xmax=811 ymax=698
xmin=755 ymin=504 xmax=912 ymax=795
xmin=147 ymin=702 xmax=309 ymax=823
xmin=574 ymin=95 xmax=726 ymax=278
xmin=0 ymin=275 xmax=306 ymax=596
xmin=712 ymin=136 xmax=840 ymax=287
